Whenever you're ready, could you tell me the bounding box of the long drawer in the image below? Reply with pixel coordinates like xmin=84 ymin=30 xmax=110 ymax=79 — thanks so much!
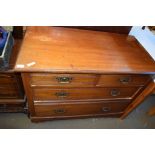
xmin=32 ymin=87 xmax=142 ymax=101
xmin=34 ymin=101 xmax=130 ymax=117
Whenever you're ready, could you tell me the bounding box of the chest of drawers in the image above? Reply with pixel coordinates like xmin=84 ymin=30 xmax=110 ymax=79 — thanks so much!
xmin=22 ymin=72 xmax=152 ymax=121
xmin=0 ymin=39 xmax=25 ymax=113
xmin=15 ymin=27 xmax=155 ymax=122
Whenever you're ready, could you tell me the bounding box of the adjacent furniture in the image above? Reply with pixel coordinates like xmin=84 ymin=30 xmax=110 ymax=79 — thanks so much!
xmin=0 ymin=34 xmax=25 ymax=112
xmin=15 ymin=27 xmax=155 ymax=122
xmin=0 ymin=72 xmax=25 ymax=112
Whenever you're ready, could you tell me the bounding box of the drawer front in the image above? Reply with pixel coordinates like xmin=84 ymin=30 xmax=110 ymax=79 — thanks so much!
xmin=0 ymin=87 xmax=19 ymax=98
xmin=0 ymin=73 xmax=24 ymax=99
xmin=34 ymin=101 xmax=130 ymax=117
xmin=33 ymin=87 xmax=141 ymax=101
xmin=0 ymin=103 xmax=25 ymax=112
xmin=30 ymin=73 xmax=97 ymax=87
xmin=97 ymin=75 xmax=150 ymax=86
xmin=0 ymin=73 xmax=16 ymax=85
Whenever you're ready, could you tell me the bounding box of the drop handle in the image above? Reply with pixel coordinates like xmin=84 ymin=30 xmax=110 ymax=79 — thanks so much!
xmin=56 ymin=77 xmax=73 ymax=84
xmin=119 ymin=77 xmax=131 ymax=84
xmin=53 ymin=109 xmax=66 ymax=114
xmin=55 ymin=92 xmax=69 ymax=98
xmin=111 ymin=89 xmax=120 ymax=97
xmin=102 ymin=107 xmax=110 ymax=112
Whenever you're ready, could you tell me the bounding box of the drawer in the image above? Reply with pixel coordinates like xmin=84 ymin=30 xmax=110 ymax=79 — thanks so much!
xmin=0 ymin=73 xmax=16 ymax=85
xmin=34 ymin=101 xmax=130 ymax=117
xmin=0 ymin=73 xmax=24 ymax=99
xmin=0 ymin=87 xmax=19 ymax=99
xmin=30 ymin=73 xmax=97 ymax=87
xmin=0 ymin=103 xmax=25 ymax=112
xmin=33 ymin=87 xmax=141 ymax=101
xmin=97 ymin=75 xmax=151 ymax=86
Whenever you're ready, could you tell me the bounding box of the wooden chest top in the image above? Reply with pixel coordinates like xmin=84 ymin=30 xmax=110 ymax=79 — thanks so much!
xmin=15 ymin=26 xmax=155 ymax=74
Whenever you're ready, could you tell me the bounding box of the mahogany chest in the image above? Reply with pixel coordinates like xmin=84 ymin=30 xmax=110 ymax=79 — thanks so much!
xmin=15 ymin=27 xmax=155 ymax=122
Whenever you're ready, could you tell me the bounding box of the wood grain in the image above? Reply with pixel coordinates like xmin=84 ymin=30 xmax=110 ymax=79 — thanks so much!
xmin=15 ymin=26 xmax=155 ymax=74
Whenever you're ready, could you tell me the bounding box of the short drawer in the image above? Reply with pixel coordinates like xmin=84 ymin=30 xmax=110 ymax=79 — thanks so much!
xmin=97 ymin=75 xmax=151 ymax=86
xmin=30 ymin=73 xmax=97 ymax=87
xmin=33 ymin=87 xmax=141 ymax=101
xmin=34 ymin=101 xmax=130 ymax=117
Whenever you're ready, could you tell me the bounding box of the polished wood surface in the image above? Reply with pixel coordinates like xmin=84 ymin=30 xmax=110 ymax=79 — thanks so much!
xmin=15 ymin=26 xmax=155 ymax=74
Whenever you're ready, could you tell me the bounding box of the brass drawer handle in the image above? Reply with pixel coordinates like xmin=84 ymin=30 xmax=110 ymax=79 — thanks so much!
xmin=53 ymin=108 xmax=66 ymax=114
xmin=111 ymin=89 xmax=120 ymax=97
xmin=102 ymin=107 xmax=111 ymax=112
xmin=119 ymin=77 xmax=131 ymax=84
xmin=55 ymin=92 xmax=69 ymax=98
xmin=56 ymin=77 xmax=73 ymax=84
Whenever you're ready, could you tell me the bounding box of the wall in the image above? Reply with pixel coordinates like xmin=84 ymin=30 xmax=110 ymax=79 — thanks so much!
xmin=129 ymin=26 xmax=155 ymax=61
